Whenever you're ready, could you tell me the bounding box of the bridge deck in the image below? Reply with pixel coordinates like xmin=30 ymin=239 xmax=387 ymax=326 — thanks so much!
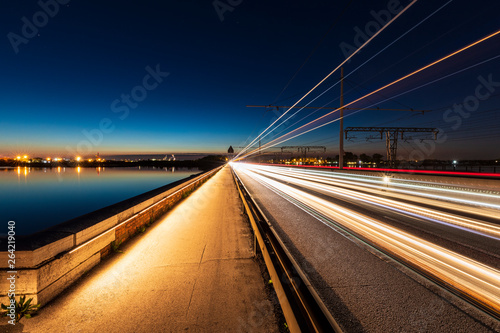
xmin=22 ymin=166 xmax=278 ymax=332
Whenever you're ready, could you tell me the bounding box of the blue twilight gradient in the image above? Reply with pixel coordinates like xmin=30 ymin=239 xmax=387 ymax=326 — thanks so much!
xmin=0 ymin=167 xmax=200 ymax=235
xmin=0 ymin=0 xmax=499 ymax=159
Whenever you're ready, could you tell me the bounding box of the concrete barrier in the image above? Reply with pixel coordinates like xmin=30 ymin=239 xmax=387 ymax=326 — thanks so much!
xmin=0 ymin=166 xmax=223 ymax=306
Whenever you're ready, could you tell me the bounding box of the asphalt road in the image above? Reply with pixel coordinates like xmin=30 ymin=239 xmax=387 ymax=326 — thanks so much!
xmin=234 ymin=163 xmax=500 ymax=333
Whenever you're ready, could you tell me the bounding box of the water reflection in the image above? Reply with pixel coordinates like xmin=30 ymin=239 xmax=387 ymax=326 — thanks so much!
xmin=1 ymin=167 xmax=200 ymax=235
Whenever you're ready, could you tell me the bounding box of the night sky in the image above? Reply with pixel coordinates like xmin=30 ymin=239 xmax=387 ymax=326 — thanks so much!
xmin=1 ymin=0 xmax=499 ymax=159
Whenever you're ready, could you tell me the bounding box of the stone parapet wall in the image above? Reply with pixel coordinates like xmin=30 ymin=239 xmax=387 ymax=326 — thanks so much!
xmin=0 ymin=166 xmax=222 ymax=306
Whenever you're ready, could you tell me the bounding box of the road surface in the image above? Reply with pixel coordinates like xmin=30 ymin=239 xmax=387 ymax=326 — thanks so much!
xmin=233 ymin=163 xmax=500 ymax=333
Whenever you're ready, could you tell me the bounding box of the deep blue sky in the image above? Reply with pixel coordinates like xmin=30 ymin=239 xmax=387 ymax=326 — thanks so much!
xmin=1 ymin=0 xmax=499 ymax=159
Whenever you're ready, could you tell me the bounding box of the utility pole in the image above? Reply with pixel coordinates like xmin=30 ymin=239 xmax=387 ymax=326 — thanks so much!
xmin=339 ymin=67 xmax=344 ymax=170
xmin=246 ymin=74 xmax=429 ymax=164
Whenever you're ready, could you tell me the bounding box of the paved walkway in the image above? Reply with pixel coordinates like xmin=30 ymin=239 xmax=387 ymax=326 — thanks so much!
xmin=20 ymin=166 xmax=278 ymax=332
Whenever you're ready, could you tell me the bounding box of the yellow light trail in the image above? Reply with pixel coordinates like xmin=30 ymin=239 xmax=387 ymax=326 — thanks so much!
xmin=234 ymin=0 xmax=419 ymax=160
xmin=234 ymin=163 xmax=500 ymax=315
xmin=236 ymin=29 xmax=500 ymax=161
xmin=251 ymin=164 xmax=500 ymax=214
xmin=247 ymin=165 xmax=500 ymax=239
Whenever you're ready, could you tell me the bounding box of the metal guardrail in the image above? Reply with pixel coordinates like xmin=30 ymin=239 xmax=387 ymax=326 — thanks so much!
xmin=232 ymin=168 xmax=343 ymax=333
xmin=232 ymin=164 xmax=500 ymax=329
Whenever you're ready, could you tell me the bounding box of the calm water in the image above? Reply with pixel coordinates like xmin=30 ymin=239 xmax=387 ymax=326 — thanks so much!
xmin=0 ymin=166 xmax=200 ymax=235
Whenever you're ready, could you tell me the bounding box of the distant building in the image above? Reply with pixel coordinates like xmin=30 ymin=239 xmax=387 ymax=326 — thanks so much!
xmin=227 ymin=146 xmax=234 ymax=154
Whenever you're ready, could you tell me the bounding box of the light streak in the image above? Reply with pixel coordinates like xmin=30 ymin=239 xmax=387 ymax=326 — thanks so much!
xmin=269 ymin=164 xmax=500 ymax=178
xmin=257 ymin=164 xmax=500 ymax=204
xmin=263 ymin=53 xmax=500 ymax=155
xmin=234 ymin=0 xmax=419 ymax=160
xmin=261 ymin=0 xmax=454 ymax=142
xmin=245 ymin=164 xmax=500 ymax=239
xmin=234 ymin=163 xmax=500 ymax=314
xmin=236 ymin=30 xmax=500 ymax=160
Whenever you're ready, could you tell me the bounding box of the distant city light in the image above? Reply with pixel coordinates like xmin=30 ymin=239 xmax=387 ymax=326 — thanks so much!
xmin=76 ymin=156 xmax=81 ymax=162
xmin=453 ymin=160 xmax=457 ymax=164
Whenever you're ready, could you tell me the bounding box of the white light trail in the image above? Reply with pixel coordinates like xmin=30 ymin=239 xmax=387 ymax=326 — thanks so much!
xmin=246 ymin=164 xmax=500 ymax=239
xmin=261 ymin=0 xmax=454 ymax=141
xmin=234 ymin=163 xmax=500 ymax=314
xmin=256 ymin=165 xmax=500 ymax=211
xmin=237 ymin=31 xmax=500 ymax=160
xmin=234 ymin=0 xmax=419 ymax=160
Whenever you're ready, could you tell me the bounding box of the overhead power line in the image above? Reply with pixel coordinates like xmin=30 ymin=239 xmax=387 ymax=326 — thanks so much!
xmin=236 ymin=34 xmax=500 ymax=160
xmin=252 ymin=0 xmax=453 ymax=150
xmin=250 ymin=53 xmax=500 ymax=159
xmin=239 ymin=0 xmax=455 ymax=159
xmin=234 ymin=0 xmax=419 ymax=160
xmin=344 ymin=127 xmax=439 ymax=166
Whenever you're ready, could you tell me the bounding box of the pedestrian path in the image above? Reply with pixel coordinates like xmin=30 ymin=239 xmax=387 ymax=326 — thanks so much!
xmin=20 ymin=166 xmax=278 ymax=333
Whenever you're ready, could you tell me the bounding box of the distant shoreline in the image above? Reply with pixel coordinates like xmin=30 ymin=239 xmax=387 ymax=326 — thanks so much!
xmin=0 ymin=156 xmax=227 ymax=170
